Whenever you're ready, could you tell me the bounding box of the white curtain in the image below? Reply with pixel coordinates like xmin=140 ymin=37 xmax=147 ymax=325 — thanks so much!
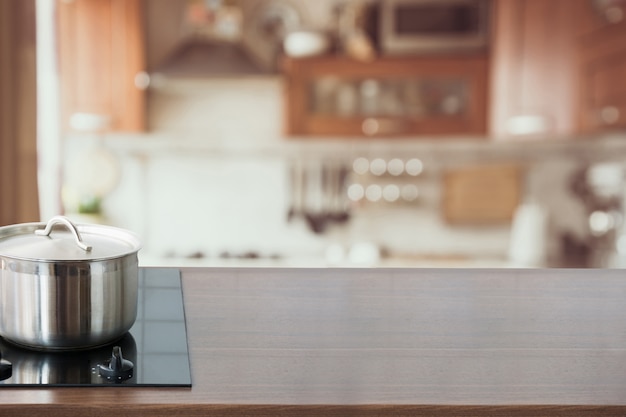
xmin=36 ymin=0 xmax=63 ymax=220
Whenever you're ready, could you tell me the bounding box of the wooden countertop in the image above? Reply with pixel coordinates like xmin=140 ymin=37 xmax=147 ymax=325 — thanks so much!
xmin=2 ymin=267 xmax=626 ymax=416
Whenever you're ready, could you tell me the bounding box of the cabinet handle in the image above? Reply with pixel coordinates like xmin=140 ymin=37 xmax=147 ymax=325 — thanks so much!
xmin=600 ymin=106 xmax=620 ymax=125
xmin=134 ymin=71 xmax=150 ymax=90
xmin=361 ymin=118 xmax=408 ymax=136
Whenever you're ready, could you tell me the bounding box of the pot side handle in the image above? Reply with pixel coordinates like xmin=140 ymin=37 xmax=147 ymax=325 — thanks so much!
xmin=35 ymin=216 xmax=93 ymax=252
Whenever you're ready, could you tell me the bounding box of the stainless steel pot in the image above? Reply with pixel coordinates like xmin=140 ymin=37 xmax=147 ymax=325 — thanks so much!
xmin=0 ymin=216 xmax=141 ymax=351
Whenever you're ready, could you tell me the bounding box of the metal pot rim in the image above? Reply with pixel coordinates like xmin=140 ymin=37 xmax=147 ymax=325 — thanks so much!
xmin=0 ymin=216 xmax=142 ymax=262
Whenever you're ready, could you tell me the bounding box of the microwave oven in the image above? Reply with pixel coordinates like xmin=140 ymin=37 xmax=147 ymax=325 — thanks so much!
xmin=379 ymin=0 xmax=490 ymax=54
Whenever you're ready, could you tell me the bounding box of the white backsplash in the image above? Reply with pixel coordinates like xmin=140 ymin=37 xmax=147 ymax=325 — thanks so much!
xmin=147 ymin=78 xmax=284 ymax=145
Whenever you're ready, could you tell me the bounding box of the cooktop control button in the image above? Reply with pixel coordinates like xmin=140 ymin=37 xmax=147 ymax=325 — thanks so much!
xmin=97 ymin=346 xmax=134 ymax=382
xmin=0 ymin=350 xmax=11 ymax=381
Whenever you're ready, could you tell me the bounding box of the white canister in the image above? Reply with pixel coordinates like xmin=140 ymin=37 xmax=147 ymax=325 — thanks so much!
xmin=507 ymin=202 xmax=549 ymax=267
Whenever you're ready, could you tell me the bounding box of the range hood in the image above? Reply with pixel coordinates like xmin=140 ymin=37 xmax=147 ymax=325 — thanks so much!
xmin=145 ymin=0 xmax=299 ymax=85
xmin=150 ymin=38 xmax=268 ymax=83
xmin=146 ymin=0 xmax=279 ymax=85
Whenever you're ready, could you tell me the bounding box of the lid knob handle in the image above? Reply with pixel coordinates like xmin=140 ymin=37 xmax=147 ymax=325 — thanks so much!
xmin=34 ymin=215 xmax=92 ymax=252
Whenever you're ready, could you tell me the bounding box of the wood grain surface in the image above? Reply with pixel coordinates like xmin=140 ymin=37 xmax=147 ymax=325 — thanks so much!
xmin=2 ymin=267 xmax=626 ymax=416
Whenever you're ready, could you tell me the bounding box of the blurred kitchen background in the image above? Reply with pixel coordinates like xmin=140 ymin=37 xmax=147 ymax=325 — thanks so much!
xmin=2 ymin=0 xmax=626 ymax=268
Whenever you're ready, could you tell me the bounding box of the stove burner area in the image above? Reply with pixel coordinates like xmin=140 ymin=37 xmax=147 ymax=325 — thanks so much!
xmin=0 ymin=351 xmax=11 ymax=381
xmin=0 ymin=268 xmax=191 ymax=387
xmin=96 ymin=346 xmax=134 ymax=382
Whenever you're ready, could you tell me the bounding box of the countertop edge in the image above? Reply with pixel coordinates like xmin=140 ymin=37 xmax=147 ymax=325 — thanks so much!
xmin=1 ymin=404 xmax=626 ymax=417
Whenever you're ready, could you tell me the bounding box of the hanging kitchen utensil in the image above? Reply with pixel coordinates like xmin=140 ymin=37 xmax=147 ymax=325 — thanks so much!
xmin=304 ymin=162 xmax=328 ymax=234
xmin=329 ymin=162 xmax=351 ymax=223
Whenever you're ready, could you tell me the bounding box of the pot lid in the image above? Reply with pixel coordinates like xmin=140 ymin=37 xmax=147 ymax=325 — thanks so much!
xmin=0 ymin=216 xmax=142 ymax=262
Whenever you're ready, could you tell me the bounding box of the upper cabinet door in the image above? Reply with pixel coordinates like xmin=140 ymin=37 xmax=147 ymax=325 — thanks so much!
xmin=489 ymin=0 xmax=581 ymax=139
xmin=578 ymin=0 xmax=626 ymax=133
xmin=57 ymin=0 xmax=146 ymax=133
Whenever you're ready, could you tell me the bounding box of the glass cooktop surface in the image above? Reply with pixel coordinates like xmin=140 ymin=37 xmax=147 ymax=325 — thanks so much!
xmin=0 ymin=268 xmax=191 ymax=387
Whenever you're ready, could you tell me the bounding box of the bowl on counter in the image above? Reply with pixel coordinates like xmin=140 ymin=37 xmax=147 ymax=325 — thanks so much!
xmin=283 ymin=30 xmax=331 ymax=58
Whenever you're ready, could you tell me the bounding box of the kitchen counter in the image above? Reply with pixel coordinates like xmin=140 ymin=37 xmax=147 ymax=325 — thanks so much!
xmin=2 ymin=267 xmax=626 ymax=416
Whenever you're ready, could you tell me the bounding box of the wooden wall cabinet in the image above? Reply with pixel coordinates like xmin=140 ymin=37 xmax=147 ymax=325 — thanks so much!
xmin=282 ymin=55 xmax=488 ymax=138
xmin=489 ymin=0 xmax=580 ymax=139
xmin=491 ymin=0 xmax=626 ymax=138
xmin=577 ymin=0 xmax=626 ymax=133
xmin=57 ymin=0 xmax=146 ymax=133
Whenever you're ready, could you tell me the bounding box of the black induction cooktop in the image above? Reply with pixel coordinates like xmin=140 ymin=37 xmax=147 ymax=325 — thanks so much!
xmin=0 ymin=268 xmax=191 ymax=387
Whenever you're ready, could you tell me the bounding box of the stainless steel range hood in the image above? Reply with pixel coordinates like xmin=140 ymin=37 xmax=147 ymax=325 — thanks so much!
xmin=144 ymin=0 xmax=293 ymax=86
xmin=150 ymin=37 xmax=268 ymax=84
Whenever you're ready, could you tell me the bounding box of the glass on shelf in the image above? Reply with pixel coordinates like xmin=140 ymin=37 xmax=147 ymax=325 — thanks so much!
xmin=308 ymin=76 xmax=468 ymax=118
